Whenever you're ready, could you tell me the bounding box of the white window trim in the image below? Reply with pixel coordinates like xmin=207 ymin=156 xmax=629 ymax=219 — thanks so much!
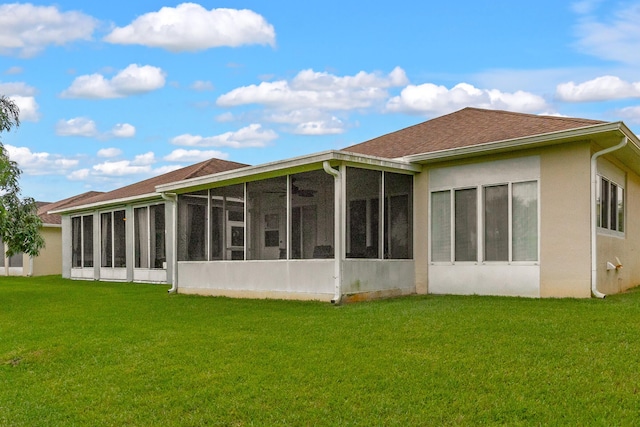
xmin=133 ymin=202 xmax=166 ymax=270
xmin=596 ymin=173 xmax=625 ymax=238
xmin=71 ymin=214 xmax=93 ymax=269
xmin=99 ymin=208 xmax=127 ymax=269
xmin=429 ymin=180 xmax=540 ymax=265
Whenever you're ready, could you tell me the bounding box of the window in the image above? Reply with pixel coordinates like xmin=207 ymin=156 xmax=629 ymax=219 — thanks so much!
xmin=101 ymin=210 xmax=126 ymax=268
xmin=512 ymin=182 xmax=538 ymax=261
xmin=431 ymin=181 xmax=538 ymax=263
xmin=178 ymin=194 xmax=208 ymax=261
xmin=384 ymin=173 xmax=413 ymax=259
xmin=179 ymin=187 xmax=246 ymax=262
xmin=484 ymin=185 xmax=508 ymax=261
xmin=346 ymin=168 xmax=380 ymax=258
xmin=430 ymin=191 xmax=451 ymax=262
xmin=72 ymin=215 xmax=93 ymax=268
xmin=455 ymin=188 xmax=477 ymax=262
xmin=247 ymin=177 xmax=287 ymax=260
xmin=134 ymin=204 xmax=166 ymax=269
xmin=290 ymin=170 xmax=334 ymax=260
xmin=346 ymin=168 xmax=413 ymax=259
xmin=597 ymin=175 xmax=624 ymax=233
xmin=0 ymin=238 xmax=23 ymax=267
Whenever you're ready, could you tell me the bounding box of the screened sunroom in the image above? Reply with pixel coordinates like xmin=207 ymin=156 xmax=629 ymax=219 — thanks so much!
xmin=159 ymin=151 xmax=420 ymax=302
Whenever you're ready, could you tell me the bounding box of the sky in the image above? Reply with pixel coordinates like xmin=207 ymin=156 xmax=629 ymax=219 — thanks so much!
xmin=2 ymin=0 xmax=640 ymax=202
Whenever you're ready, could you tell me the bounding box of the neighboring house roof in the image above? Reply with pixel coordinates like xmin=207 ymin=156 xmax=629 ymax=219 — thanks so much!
xmin=38 ymin=191 xmax=104 ymax=225
xmin=51 ymin=157 xmax=249 ymax=213
xmin=343 ymin=107 xmax=607 ymax=159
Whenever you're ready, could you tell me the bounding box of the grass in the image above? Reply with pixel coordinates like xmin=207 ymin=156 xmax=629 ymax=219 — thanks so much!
xmin=1 ymin=276 xmax=640 ymax=426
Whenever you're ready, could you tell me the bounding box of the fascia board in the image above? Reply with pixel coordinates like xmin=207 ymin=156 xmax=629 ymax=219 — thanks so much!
xmin=401 ymin=122 xmax=626 ymax=163
xmin=156 ymin=150 xmax=421 ymax=194
xmin=49 ymin=192 xmax=161 ymax=215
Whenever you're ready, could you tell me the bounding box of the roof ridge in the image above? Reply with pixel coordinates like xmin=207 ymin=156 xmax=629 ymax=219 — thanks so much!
xmin=183 ymin=158 xmax=219 ymax=180
xmin=464 ymin=107 xmax=605 ymax=124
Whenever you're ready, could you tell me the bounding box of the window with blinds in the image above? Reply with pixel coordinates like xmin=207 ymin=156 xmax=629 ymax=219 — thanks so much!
xmin=431 ymin=180 xmax=538 ymax=263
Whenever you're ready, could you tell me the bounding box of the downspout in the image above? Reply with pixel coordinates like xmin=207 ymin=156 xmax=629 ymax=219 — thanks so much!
xmin=323 ymin=161 xmax=342 ymax=304
xmin=590 ymin=136 xmax=627 ymax=298
xmin=161 ymin=192 xmax=178 ymax=294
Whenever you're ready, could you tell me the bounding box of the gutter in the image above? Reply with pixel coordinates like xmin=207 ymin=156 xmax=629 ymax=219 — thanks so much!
xmin=323 ymin=161 xmax=342 ymax=304
xmin=161 ymin=192 xmax=179 ymax=294
xmin=590 ymin=136 xmax=628 ymax=298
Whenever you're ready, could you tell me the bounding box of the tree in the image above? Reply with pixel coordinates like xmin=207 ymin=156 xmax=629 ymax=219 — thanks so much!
xmin=0 ymin=95 xmax=44 ymax=258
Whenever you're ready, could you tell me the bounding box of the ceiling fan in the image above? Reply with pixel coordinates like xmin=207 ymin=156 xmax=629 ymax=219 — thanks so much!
xmin=292 ymin=178 xmax=317 ymax=197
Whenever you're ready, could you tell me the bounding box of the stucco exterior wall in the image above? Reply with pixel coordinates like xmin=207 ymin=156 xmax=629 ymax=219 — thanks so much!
xmin=31 ymin=226 xmax=62 ymax=276
xmin=596 ymin=157 xmax=640 ymax=294
xmin=539 ymin=142 xmax=592 ymax=298
xmin=423 ymin=155 xmax=541 ymax=297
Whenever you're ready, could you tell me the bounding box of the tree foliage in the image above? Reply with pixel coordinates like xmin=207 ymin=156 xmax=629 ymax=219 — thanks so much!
xmin=0 ymin=95 xmax=45 ymax=257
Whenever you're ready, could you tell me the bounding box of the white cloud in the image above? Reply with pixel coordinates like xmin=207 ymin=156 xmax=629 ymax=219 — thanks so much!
xmin=573 ymin=3 xmax=640 ymax=64
xmin=5 ymin=144 xmax=78 ymax=175
xmin=110 ymin=123 xmax=136 ymax=138
xmin=386 ymin=82 xmax=548 ymax=116
xmin=56 ymin=117 xmax=98 ymax=137
xmin=67 ymin=168 xmax=90 ymax=181
xmin=556 ymin=75 xmax=640 ymax=102
xmin=217 ymin=67 xmax=407 ymax=111
xmin=263 ymin=109 xmax=348 ymax=136
xmin=0 ymin=83 xmax=40 ymax=122
xmin=572 ymin=0 xmax=604 ymax=15
xmin=104 ymin=4 xmax=275 ymax=52
xmin=60 ymin=64 xmax=166 ymax=99
xmin=216 ymin=112 xmax=236 ymax=122
xmin=97 ymin=148 xmax=122 ymax=158
xmin=56 ymin=117 xmax=136 ymax=139
xmin=4 ymin=66 xmax=23 ymax=75
xmin=132 ymin=152 xmax=155 ymax=166
xmin=293 ymin=119 xmax=345 ymax=135
xmin=0 ymin=4 xmax=98 ymax=57
xmin=616 ymin=106 xmax=640 ymax=124
xmin=92 ymin=160 xmax=152 ymax=177
xmin=152 ymin=165 xmax=184 ymax=175
xmin=0 ymin=82 xmax=36 ymax=96
xmin=9 ymin=95 xmax=40 ymax=122
xmin=69 ymin=151 xmax=169 ymax=181
xmin=191 ymin=80 xmax=214 ymax=91
xmin=171 ymin=124 xmax=277 ymax=148
xmin=164 ymin=149 xmax=229 ymax=162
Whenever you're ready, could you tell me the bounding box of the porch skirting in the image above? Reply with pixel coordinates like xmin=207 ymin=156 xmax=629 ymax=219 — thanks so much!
xmin=177 ymin=259 xmax=416 ymax=302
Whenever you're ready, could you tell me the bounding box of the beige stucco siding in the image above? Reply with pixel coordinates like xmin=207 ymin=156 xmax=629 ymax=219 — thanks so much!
xmin=413 ymin=171 xmax=429 ymax=294
xmin=539 ymin=142 xmax=592 ymax=297
xmin=32 ymin=226 xmax=62 ymax=276
xmin=596 ymin=158 xmax=640 ymax=294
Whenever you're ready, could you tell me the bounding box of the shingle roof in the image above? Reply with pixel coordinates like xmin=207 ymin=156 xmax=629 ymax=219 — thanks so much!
xmin=57 ymin=157 xmax=249 ymax=210
xmin=343 ymin=107 xmax=607 ymax=158
xmin=38 ymin=191 xmax=104 ymax=225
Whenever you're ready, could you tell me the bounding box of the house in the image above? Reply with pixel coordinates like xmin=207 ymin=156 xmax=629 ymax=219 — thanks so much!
xmin=50 ymin=107 xmax=640 ymax=301
xmin=51 ymin=157 xmax=248 ymax=284
xmin=0 ymin=192 xmax=102 ymax=276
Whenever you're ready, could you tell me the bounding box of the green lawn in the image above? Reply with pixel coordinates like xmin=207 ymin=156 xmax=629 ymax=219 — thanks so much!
xmin=1 ymin=276 xmax=639 ymax=426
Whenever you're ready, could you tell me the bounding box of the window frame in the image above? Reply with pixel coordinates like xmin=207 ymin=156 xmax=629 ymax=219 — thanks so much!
xmin=596 ymin=174 xmax=625 ymax=236
xmin=134 ymin=203 xmax=166 ymax=269
xmin=100 ymin=209 xmax=127 ymax=269
xmin=430 ymin=180 xmax=539 ymax=264
xmin=71 ymin=214 xmax=94 ymax=268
